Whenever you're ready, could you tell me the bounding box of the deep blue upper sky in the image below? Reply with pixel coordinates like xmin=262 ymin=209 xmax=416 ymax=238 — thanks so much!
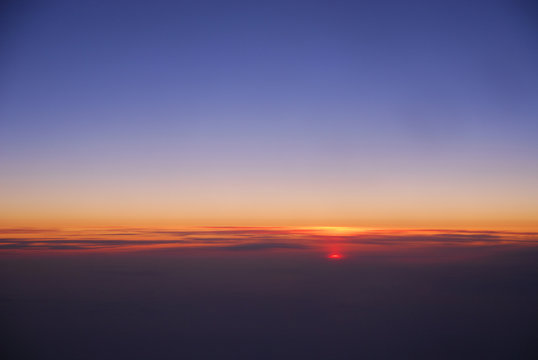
xmin=1 ymin=0 xmax=537 ymax=226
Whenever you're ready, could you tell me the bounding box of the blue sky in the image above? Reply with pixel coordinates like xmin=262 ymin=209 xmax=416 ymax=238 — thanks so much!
xmin=1 ymin=0 xmax=537 ymax=227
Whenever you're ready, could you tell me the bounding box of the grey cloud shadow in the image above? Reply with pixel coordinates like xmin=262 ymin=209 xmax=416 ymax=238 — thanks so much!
xmin=215 ymin=242 xmax=313 ymax=251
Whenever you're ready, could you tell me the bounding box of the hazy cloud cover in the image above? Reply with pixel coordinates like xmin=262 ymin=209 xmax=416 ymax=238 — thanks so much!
xmin=0 ymin=227 xmax=536 ymax=253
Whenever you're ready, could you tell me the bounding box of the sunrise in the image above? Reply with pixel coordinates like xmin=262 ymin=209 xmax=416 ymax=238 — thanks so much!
xmin=1 ymin=1 xmax=537 ymax=359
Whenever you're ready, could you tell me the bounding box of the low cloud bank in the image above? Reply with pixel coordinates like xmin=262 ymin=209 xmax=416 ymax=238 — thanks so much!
xmin=0 ymin=227 xmax=536 ymax=252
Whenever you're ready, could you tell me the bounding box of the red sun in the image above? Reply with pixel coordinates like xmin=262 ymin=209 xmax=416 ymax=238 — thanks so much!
xmin=328 ymin=253 xmax=343 ymax=260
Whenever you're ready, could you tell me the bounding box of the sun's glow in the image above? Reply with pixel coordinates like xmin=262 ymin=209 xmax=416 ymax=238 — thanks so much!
xmin=306 ymin=226 xmax=369 ymax=236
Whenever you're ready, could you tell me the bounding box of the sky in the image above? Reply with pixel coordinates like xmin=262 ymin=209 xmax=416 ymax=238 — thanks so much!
xmin=1 ymin=0 xmax=537 ymax=229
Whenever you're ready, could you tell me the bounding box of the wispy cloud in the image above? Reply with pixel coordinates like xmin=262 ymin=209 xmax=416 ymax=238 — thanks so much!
xmin=0 ymin=227 xmax=536 ymax=253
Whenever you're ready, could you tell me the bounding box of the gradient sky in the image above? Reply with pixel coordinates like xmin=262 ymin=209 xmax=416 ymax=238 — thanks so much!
xmin=1 ymin=0 xmax=537 ymax=229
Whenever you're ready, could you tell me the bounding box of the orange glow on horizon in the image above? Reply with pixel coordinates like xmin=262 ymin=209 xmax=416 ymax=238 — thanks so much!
xmin=305 ymin=226 xmax=370 ymax=236
xmin=0 ymin=226 xmax=537 ymax=258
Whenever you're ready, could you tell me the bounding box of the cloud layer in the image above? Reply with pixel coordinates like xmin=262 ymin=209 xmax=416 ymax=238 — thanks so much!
xmin=0 ymin=226 xmax=537 ymax=253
